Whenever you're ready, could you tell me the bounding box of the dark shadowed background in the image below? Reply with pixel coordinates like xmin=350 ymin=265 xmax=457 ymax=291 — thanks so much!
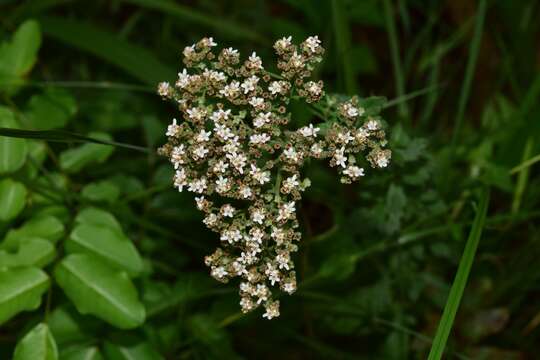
xmin=0 ymin=0 xmax=539 ymax=359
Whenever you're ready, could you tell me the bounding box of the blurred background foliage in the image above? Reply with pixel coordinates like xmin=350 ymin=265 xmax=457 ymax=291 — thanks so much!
xmin=0 ymin=0 xmax=539 ymax=359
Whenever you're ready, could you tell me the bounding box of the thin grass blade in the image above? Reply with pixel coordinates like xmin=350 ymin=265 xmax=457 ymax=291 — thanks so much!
xmin=450 ymin=0 xmax=487 ymax=150
xmin=0 ymin=128 xmax=149 ymax=153
xmin=427 ymin=188 xmax=490 ymax=360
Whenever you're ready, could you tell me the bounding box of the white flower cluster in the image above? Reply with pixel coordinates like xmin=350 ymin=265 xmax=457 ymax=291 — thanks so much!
xmin=158 ymin=36 xmax=391 ymax=319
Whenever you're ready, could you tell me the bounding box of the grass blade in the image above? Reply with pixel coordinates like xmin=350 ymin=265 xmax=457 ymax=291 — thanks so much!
xmin=450 ymin=0 xmax=487 ymax=150
xmin=0 ymin=128 xmax=149 ymax=153
xmin=40 ymin=16 xmax=175 ymax=85
xmin=427 ymin=188 xmax=490 ymax=360
xmin=331 ymin=0 xmax=358 ymax=95
xmin=120 ymin=0 xmax=266 ymax=43
xmin=384 ymin=83 xmax=445 ymax=109
xmin=382 ymin=0 xmax=408 ymax=117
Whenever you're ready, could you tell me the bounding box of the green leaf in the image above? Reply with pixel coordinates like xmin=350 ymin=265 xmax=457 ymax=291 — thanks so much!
xmin=48 ymin=306 xmax=95 ymax=345
xmin=61 ymin=346 xmax=103 ymax=360
xmin=0 ymin=20 xmax=41 ymax=94
xmin=65 ymin=223 xmax=143 ymax=276
xmin=81 ymin=180 xmax=120 ymax=204
xmin=59 ymin=132 xmax=114 ymax=173
xmin=25 ymin=88 xmax=77 ymax=130
xmin=2 ymin=215 xmax=65 ymax=250
xmin=427 ymin=188 xmax=490 ymax=360
xmin=0 ymin=178 xmax=27 ymax=222
xmin=74 ymin=207 xmax=122 ymax=233
xmin=103 ymin=339 xmax=163 ymax=360
xmin=0 ymin=267 xmax=49 ymax=325
xmin=0 ymin=237 xmax=56 ymax=268
xmin=54 ymin=254 xmax=146 ymax=329
xmin=0 ymin=106 xmax=27 ymax=174
xmin=23 ymin=140 xmax=47 ymax=179
xmin=13 ymin=323 xmax=58 ymax=360
xmin=40 ymin=17 xmax=174 ymax=85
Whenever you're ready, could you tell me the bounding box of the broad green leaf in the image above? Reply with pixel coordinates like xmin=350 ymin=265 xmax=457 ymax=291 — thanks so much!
xmin=54 ymin=254 xmax=146 ymax=329
xmin=2 ymin=215 xmax=65 ymax=250
xmin=66 ymin=224 xmax=143 ymax=276
xmin=48 ymin=304 xmax=103 ymax=348
xmin=0 ymin=237 xmax=56 ymax=268
xmin=81 ymin=180 xmax=120 ymax=204
xmin=103 ymin=340 xmax=163 ymax=360
xmin=59 ymin=132 xmax=114 ymax=173
xmin=74 ymin=207 xmax=122 ymax=232
xmin=23 ymin=140 xmax=47 ymax=179
xmin=0 ymin=106 xmax=27 ymax=174
xmin=0 ymin=267 xmax=49 ymax=325
xmin=0 ymin=20 xmax=41 ymax=93
xmin=25 ymin=88 xmax=77 ymax=130
xmin=61 ymin=346 xmax=103 ymax=360
xmin=0 ymin=178 xmax=27 ymax=221
xmin=13 ymin=323 xmax=58 ymax=360
xmin=40 ymin=17 xmax=174 ymax=85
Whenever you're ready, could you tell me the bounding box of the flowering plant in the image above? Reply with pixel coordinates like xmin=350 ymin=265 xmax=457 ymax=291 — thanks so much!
xmin=158 ymin=36 xmax=391 ymax=319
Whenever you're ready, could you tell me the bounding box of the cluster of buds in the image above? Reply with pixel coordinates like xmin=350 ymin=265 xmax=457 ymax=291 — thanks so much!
xmin=158 ymin=36 xmax=391 ymax=319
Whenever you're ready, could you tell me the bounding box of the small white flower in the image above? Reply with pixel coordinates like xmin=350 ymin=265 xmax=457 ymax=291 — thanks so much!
xmin=306 ymin=81 xmax=323 ymax=96
xmin=248 ymin=52 xmax=263 ymax=70
xmin=219 ymin=81 xmax=241 ymax=98
xmin=262 ymin=302 xmax=280 ymax=319
xmin=188 ymin=178 xmax=207 ymax=193
xmin=299 ymin=123 xmax=320 ymax=138
xmin=225 ymin=47 xmax=238 ymax=56
xmin=215 ymin=176 xmax=229 ymax=193
xmin=195 ymin=196 xmax=205 ymax=210
xmin=186 ymin=107 xmax=205 ymax=122
xmin=239 ymin=185 xmax=252 ymax=199
xmin=213 ymin=160 xmax=229 ymax=173
xmin=176 ymin=69 xmax=190 ymax=88
xmin=214 ymin=123 xmax=234 ymax=140
xmin=192 ymin=145 xmax=209 ymax=160
xmin=250 ymin=133 xmax=271 ymax=145
xmin=248 ymin=96 xmax=265 ymax=108
xmin=337 ymin=131 xmax=354 ymax=144
xmin=268 ymin=81 xmax=283 ymax=95
xmin=251 ymin=209 xmax=266 ymax=224
xmin=203 ymin=37 xmax=217 ymax=47
xmin=183 ymin=44 xmax=195 ymax=57
xmin=211 ymin=109 xmax=231 ymax=123
xmin=289 ymin=51 xmax=304 ymax=69
xmin=304 ymin=35 xmax=321 ymax=53
xmin=343 ymin=165 xmax=365 ymax=178
xmin=221 ymin=204 xmax=235 ymax=217
xmin=171 ymin=145 xmax=185 ymax=168
xmin=166 ymin=118 xmax=180 ymax=137
xmin=227 ymin=152 xmax=247 ymax=173
xmin=196 ymin=129 xmax=211 ymax=142
xmin=241 ymin=75 xmax=259 ymax=94
xmin=334 ymin=147 xmax=347 ymax=168
xmin=366 ymin=119 xmax=380 ymax=131
xmin=174 ymin=168 xmax=187 ymax=192
xmin=277 ymin=201 xmax=296 ymax=221
xmin=282 ymin=281 xmax=296 ymax=294
xmin=211 ymin=266 xmax=227 ymax=279
xmin=275 ymin=36 xmax=292 ymax=51
xmin=253 ymin=112 xmax=272 ymax=128
xmin=203 ymin=213 xmax=217 ymax=227
xmin=158 ymin=82 xmax=171 ymax=97
xmin=283 ymin=147 xmax=299 ymax=162
xmin=249 ymin=164 xmax=270 ymax=184
xmin=311 ymin=143 xmax=323 ymax=157
xmin=283 ymin=175 xmax=299 ymax=190
xmin=276 ymin=252 xmax=290 ymax=270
